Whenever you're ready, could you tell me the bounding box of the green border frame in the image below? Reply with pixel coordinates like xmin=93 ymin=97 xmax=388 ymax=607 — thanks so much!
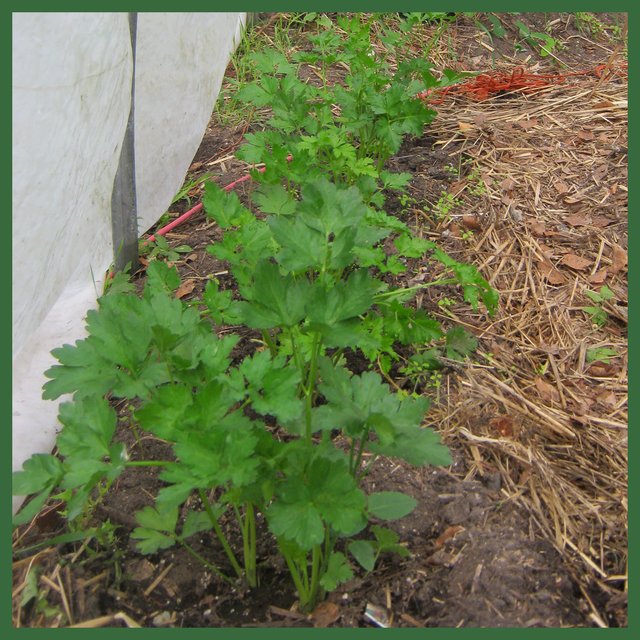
xmin=7 ymin=4 xmax=634 ymax=638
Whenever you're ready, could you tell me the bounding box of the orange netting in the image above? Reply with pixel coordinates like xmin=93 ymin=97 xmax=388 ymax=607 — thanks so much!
xmin=418 ymin=63 xmax=628 ymax=104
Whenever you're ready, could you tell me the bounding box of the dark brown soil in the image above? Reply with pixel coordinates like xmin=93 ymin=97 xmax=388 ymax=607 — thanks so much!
xmin=12 ymin=12 xmax=627 ymax=629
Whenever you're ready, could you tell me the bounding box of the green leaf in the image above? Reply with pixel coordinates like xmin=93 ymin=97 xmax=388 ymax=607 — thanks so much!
xmin=208 ymin=220 xmax=275 ymax=289
xmin=314 ymin=361 xmax=432 ymax=451
xmin=445 ymin=326 xmax=478 ymax=360
xmin=371 ymin=525 xmax=408 ymax=553
xmin=269 ymin=215 xmax=326 ymax=273
xmin=181 ymin=510 xmax=214 ymax=540
xmin=307 ymin=270 xmax=379 ymax=329
xmin=203 ymin=182 xmax=253 ymax=229
xmin=132 ymin=505 xmax=179 ymax=554
xmin=13 ymin=454 xmax=64 ymax=497
xmin=239 ymin=260 xmax=310 ymax=329
xmin=202 ymin=279 xmax=235 ymax=325
xmin=13 ymin=453 xmax=65 ymax=526
xmin=370 ymin=427 xmax=452 ymax=467
xmin=132 ymin=528 xmax=177 ymax=555
xmin=380 ymin=171 xmax=412 ymax=191
xmin=319 ymin=552 xmax=354 ymax=591
xmin=240 ymin=351 xmax=304 ymax=423
xmin=348 ymin=540 xmax=376 ymax=572
xmin=394 ymin=234 xmax=435 ymax=258
xmin=252 ymin=184 xmax=297 ymax=216
xmin=135 ymin=383 xmax=193 ymax=441
xmin=134 ymin=504 xmax=178 ymax=531
xmin=267 ymin=498 xmax=325 ymax=550
xmin=368 ymin=492 xmax=417 ymax=521
xmin=56 ymin=399 xmax=117 ymax=462
xmin=146 ymin=260 xmax=181 ymax=293
xmin=583 ymin=306 xmax=608 ymax=326
xmin=586 ymin=347 xmax=618 ymax=364
xmin=267 ymin=455 xmax=366 ymax=549
xmin=433 ymin=248 xmax=498 ymax=314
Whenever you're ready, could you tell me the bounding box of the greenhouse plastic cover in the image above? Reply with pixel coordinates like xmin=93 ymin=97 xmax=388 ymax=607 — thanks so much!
xmin=12 ymin=12 xmax=246 ymax=512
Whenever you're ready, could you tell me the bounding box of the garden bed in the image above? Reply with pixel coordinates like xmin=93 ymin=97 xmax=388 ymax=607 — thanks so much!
xmin=13 ymin=13 xmax=627 ymax=628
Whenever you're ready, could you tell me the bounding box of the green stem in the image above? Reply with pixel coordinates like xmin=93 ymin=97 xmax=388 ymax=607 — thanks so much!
xmin=304 ymin=332 xmax=322 ymax=443
xmin=178 ymin=540 xmax=233 ymax=584
xmin=351 ymin=430 xmax=369 ymax=478
xmin=357 ymin=453 xmax=379 ymax=483
xmin=238 ymin=503 xmax=258 ymax=588
xmin=374 ymin=278 xmax=459 ymax=302
xmin=261 ymin=329 xmax=278 ymax=358
xmin=198 ymin=490 xmax=243 ymax=580
xmin=287 ymin=328 xmax=306 ymax=388
xmin=307 ymin=544 xmax=322 ymax=611
xmin=280 ymin=545 xmax=309 ymax=605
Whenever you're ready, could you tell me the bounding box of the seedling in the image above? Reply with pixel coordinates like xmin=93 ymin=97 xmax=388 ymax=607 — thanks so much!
xmin=171 ymin=173 xmax=213 ymax=207
xmin=534 ymin=361 xmax=549 ymax=376
xmin=575 ymin=12 xmax=606 ymax=38
xmin=514 ymin=19 xmax=559 ymax=58
xmin=586 ymin=346 xmax=618 ymax=364
xmin=583 ymin=285 xmax=614 ymax=327
xmin=19 ymin=567 xmax=65 ymax=624
xmin=431 ymin=191 xmax=462 ymax=221
xmin=139 ymin=235 xmax=192 ymax=263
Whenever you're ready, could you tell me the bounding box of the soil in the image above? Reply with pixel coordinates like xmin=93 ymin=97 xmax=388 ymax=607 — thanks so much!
xmin=12 ymin=12 xmax=627 ymax=629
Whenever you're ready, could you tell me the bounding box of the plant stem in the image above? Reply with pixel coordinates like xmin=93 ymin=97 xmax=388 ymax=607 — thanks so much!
xmin=198 ymin=490 xmax=244 ymax=580
xmin=236 ymin=503 xmax=258 ymax=588
xmin=304 ymin=332 xmax=322 ymax=443
xmin=307 ymin=543 xmax=322 ymax=611
xmin=374 ymin=278 xmax=458 ymax=301
xmin=178 ymin=540 xmax=233 ymax=584
xmin=261 ymin=329 xmax=278 ymax=358
xmin=351 ymin=429 xmax=369 ymax=478
xmin=281 ymin=546 xmax=309 ymax=605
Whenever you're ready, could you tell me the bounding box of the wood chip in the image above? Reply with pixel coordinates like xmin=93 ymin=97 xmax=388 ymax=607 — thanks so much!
xmin=489 ymin=415 xmax=515 ymax=437
xmin=610 ymin=245 xmax=628 ymax=274
xmin=435 ymin=525 xmax=465 ymax=548
xmin=589 ymin=268 xmax=608 ymax=284
xmin=311 ymin=601 xmax=341 ymax=628
xmin=537 ymin=258 xmax=567 ymax=284
xmin=175 ymin=279 xmax=196 ymax=299
xmin=462 ymin=214 xmax=482 ymax=230
xmin=534 ymin=377 xmax=561 ymax=403
xmin=564 ymin=214 xmax=592 ymax=227
xmin=559 ymin=253 xmax=591 ymax=271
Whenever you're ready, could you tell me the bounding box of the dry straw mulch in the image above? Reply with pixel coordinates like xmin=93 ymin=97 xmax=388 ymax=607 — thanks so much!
xmin=423 ymin=65 xmax=627 ymax=625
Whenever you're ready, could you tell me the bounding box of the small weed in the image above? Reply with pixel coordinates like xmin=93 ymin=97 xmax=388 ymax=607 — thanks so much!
xmin=139 ymin=235 xmax=192 ymax=263
xmin=465 ymin=166 xmax=487 ymax=197
xmin=171 ymin=174 xmax=212 ymax=207
xmin=534 ymin=361 xmax=549 ymax=376
xmin=431 ymin=191 xmax=462 ymax=221
xmin=460 ymin=229 xmax=475 ymax=243
xmin=20 ymin=567 xmax=65 ymax=624
xmin=583 ymin=286 xmax=614 ymax=327
xmin=575 ymin=12 xmax=606 ymax=38
xmin=586 ymin=346 xmax=618 ymax=364
xmin=514 ymin=19 xmax=559 ymax=58
xmin=398 ymin=193 xmax=418 ymax=215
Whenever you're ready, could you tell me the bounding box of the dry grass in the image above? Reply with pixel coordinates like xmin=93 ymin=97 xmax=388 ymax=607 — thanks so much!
xmin=422 ymin=64 xmax=628 ymax=622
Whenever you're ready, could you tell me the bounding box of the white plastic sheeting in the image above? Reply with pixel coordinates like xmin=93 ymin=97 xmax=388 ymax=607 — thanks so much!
xmin=12 ymin=12 xmax=246 ymax=511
